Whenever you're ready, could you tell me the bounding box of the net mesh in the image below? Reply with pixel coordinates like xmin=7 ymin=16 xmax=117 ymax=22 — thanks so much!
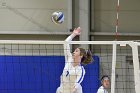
xmin=0 ymin=41 xmax=139 ymax=93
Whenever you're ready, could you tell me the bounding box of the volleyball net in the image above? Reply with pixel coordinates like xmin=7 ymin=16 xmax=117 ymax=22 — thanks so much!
xmin=0 ymin=40 xmax=139 ymax=93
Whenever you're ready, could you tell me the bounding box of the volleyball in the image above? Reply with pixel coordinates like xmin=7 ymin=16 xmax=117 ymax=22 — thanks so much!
xmin=51 ymin=11 xmax=64 ymax=24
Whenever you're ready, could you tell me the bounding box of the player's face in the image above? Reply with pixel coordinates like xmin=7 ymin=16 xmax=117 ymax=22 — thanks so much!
xmin=73 ymin=48 xmax=81 ymax=57
xmin=102 ymin=79 xmax=110 ymax=88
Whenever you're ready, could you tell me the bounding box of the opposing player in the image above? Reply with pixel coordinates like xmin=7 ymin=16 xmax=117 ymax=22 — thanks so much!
xmin=97 ymin=75 xmax=110 ymax=93
xmin=56 ymin=27 xmax=93 ymax=93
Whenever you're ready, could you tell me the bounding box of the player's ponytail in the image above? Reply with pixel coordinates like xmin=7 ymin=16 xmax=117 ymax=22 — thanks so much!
xmin=79 ymin=48 xmax=93 ymax=65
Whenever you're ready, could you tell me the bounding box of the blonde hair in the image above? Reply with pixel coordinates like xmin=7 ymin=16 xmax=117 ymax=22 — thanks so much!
xmin=78 ymin=48 xmax=93 ymax=65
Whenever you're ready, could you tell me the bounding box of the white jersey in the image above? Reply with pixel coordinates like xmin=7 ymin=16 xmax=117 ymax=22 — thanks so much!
xmin=57 ymin=36 xmax=85 ymax=93
xmin=97 ymin=86 xmax=108 ymax=93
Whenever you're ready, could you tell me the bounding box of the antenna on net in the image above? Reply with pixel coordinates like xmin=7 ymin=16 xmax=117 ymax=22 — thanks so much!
xmin=115 ymin=0 xmax=120 ymax=40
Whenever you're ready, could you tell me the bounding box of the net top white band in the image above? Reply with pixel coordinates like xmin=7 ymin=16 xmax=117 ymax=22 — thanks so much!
xmin=0 ymin=40 xmax=136 ymax=45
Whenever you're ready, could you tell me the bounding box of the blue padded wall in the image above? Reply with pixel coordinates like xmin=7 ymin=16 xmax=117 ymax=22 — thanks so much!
xmin=0 ymin=56 xmax=99 ymax=93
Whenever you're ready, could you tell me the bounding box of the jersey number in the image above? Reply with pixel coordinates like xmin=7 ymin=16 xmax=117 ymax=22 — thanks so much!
xmin=66 ymin=71 xmax=69 ymax=77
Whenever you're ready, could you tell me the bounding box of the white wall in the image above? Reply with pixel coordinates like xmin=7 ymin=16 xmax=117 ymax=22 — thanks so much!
xmin=0 ymin=0 xmax=68 ymax=33
xmin=92 ymin=0 xmax=140 ymax=33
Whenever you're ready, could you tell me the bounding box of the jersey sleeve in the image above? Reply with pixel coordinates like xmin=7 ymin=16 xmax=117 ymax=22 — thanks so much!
xmin=97 ymin=86 xmax=105 ymax=93
xmin=63 ymin=35 xmax=73 ymax=63
xmin=97 ymin=89 xmax=104 ymax=93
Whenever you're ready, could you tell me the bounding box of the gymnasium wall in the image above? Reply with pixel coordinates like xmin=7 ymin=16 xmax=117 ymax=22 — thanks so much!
xmin=92 ymin=0 xmax=140 ymax=33
xmin=0 ymin=0 xmax=139 ymax=42
xmin=0 ymin=0 xmax=68 ymax=33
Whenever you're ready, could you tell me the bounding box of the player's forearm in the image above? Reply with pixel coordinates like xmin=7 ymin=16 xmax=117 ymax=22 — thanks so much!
xmin=65 ymin=33 xmax=77 ymax=41
xmin=64 ymin=33 xmax=75 ymax=61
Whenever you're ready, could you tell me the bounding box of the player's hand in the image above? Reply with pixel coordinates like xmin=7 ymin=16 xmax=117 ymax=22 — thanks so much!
xmin=73 ymin=27 xmax=81 ymax=36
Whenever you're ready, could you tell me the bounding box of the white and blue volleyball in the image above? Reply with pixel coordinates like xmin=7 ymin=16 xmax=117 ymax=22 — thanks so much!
xmin=51 ymin=11 xmax=64 ymax=24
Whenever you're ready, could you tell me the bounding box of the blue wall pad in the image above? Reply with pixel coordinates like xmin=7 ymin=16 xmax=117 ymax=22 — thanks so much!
xmin=0 ymin=56 xmax=99 ymax=93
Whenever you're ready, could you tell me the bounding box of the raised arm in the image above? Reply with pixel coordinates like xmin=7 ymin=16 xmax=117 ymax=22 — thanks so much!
xmin=64 ymin=27 xmax=81 ymax=63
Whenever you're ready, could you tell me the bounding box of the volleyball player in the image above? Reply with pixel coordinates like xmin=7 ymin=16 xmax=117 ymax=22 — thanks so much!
xmin=97 ymin=75 xmax=110 ymax=93
xmin=56 ymin=27 xmax=93 ymax=93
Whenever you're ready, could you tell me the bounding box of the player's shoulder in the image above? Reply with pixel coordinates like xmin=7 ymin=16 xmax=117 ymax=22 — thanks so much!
xmin=77 ymin=65 xmax=84 ymax=70
xmin=97 ymin=89 xmax=104 ymax=93
xmin=97 ymin=86 xmax=104 ymax=93
xmin=64 ymin=62 xmax=71 ymax=69
xmin=77 ymin=65 xmax=85 ymax=73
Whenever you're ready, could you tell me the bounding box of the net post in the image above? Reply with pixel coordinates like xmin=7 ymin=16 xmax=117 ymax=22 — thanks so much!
xmin=130 ymin=42 xmax=140 ymax=93
xmin=111 ymin=43 xmax=117 ymax=93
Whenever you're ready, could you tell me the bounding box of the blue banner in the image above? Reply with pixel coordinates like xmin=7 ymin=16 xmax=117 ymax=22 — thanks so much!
xmin=0 ymin=56 xmax=99 ymax=93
